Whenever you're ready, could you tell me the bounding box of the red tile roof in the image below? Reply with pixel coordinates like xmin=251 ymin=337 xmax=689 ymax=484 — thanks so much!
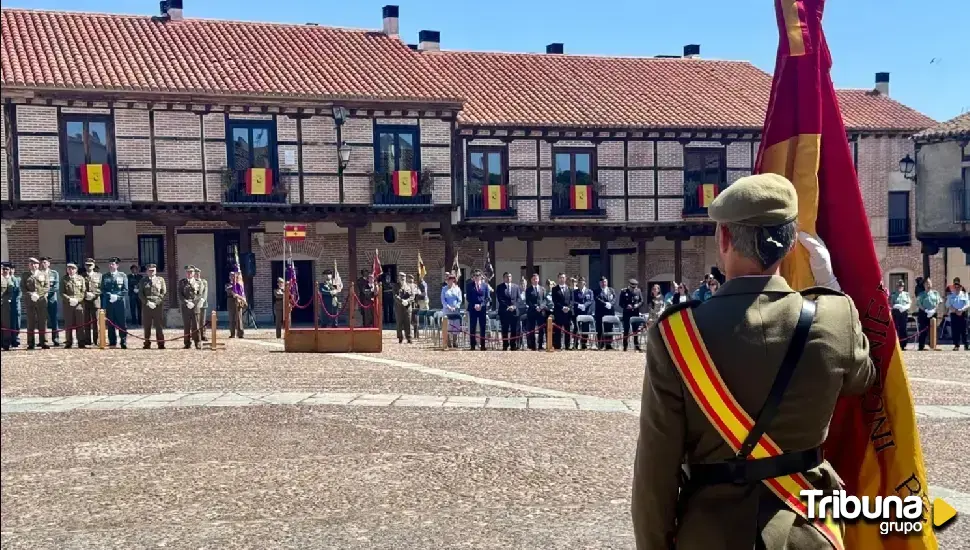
xmin=424 ymin=50 xmax=936 ymax=132
xmin=0 ymin=9 xmax=459 ymax=104
xmin=913 ymin=112 xmax=970 ymax=142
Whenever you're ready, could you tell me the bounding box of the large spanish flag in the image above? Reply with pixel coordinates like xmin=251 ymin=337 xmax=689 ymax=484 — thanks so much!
xmin=484 ymin=184 xmax=507 ymax=210
xmin=245 ymin=168 xmax=272 ymax=195
xmin=698 ymin=183 xmax=719 ymax=208
xmin=570 ymin=184 xmax=592 ymax=210
xmin=392 ymin=170 xmax=418 ymax=197
xmin=80 ymin=164 xmax=112 ymax=194
xmin=758 ymin=2 xmax=935 ymax=548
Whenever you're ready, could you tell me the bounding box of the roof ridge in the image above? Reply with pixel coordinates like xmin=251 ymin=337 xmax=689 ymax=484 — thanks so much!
xmin=423 ymin=48 xmax=757 ymax=64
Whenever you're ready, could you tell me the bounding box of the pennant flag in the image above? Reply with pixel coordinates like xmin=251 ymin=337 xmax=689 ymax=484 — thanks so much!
xmin=570 ymin=184 xmax=591 ymax=210
xmin=759 ymin=2 xmax=935 ymax=549
xmin=417 ymin=252 xmax=427 ymax=281
xmin=333 ymin=259 xmax=343 ymax=293
xmin=232 ymin=245 xmax=241 ymax=275
xmin=484 ymin=185 xmax=508 ymax=210
xmin=372 ymin=249 xmax=382 ymax=281
xmin=245 ymin=168 xmax=272 ymax=195
xmin=392 ymin=170 xmax=418 ymax=197
xmin=286 ymin=259 xmax=299 ymax=304
xmin=284 ymin=224 xmax=307 ymax=242
xmin=483 ymin=251 xmax=495 ymax=283
xmin=80 ymin=164 xmax=112 ymax=195
xmin=698 ymin=183 xmax=719 ymax=208
xmin=452 ymin=252 xmax=460 ymax=278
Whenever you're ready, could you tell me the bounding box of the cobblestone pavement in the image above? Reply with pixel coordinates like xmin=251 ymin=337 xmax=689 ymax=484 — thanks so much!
xmin=2 ymin=330 xmax=968 ymax=549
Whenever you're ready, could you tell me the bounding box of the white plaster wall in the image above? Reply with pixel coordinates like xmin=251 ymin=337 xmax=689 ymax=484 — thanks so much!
xmin=177 ymin=233 xmax=216 ymax=308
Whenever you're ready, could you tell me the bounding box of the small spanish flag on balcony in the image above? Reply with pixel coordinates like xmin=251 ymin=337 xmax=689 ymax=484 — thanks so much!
xmin=698 ymin=183 xmax=719 ymax=208
xmin=80 ymin=164 xmax=112 ymax=195
xmin=570 ymin=184 xmax=592 ymax=210
xmin=283 ymin=224 xmax=307 ymax=242
xmin=392 ymin=170 xmax=418 ymax=197
xmin=484 ymin=185 xmax=507 ymax=210
xmin=245 ymin=168 xmax=272 ymax=195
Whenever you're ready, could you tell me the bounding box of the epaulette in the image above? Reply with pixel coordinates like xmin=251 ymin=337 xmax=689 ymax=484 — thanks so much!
xmin=657 ymin=299 xmax=702 ymax=324
xmin=799 ymin=285 xmax=845 ymax=298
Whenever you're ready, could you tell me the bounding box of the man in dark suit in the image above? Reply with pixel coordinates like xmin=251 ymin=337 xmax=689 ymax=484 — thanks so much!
xmin=594 ymin=276 xmax=616 ymax=350
xmin=495 ymin=272 xmax=522 ymax=351
xmin=551 ymin=272 xmax=573 ymax=350
xmin=524 ymin=273 xmax=546 ymax=351
xmin=465 ymin=269 xmax=490 ymax=351
xmin=619 ymin=278 xmax=644 ymax=351
xmin=572 ymin=276 xmax=595 ymax=350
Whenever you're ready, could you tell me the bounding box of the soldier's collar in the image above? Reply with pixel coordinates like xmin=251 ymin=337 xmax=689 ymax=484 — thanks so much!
xmin=714 ymin=275 xmax=794 ymax=297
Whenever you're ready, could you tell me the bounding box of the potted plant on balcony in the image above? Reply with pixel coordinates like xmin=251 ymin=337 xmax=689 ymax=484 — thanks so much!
xmin=219 ymin=166 xmax=235 ymax=194
xmin=367 ymin=170 xmax=391 ymax=195
xmin=417 ymin=167 xmax=435 ymax=197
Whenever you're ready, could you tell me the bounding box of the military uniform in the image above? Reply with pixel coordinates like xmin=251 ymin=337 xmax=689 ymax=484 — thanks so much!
xmin=127 ymin=268 xmax=142 ymax=325
xmin=619 ymin=281 xmax=644 ymax=351
xmin=101 ymin=260 xmax=129 ymax=348
xmin=1 ymin=264 xmax=14 ymax=351
xmin=10 ymin=269 xmax=22 ymax=347
xmin=226 ymin=276 xmax=246 ymax=339
xmin=318 ymin=279 xmax=340 ymax=328
xmin=22 ymin=259 xmax=51 ymax=349
xmin=178 ymin=267 xmax=203 ymax=349
xmin=359 ymin=280 xmax=378 ymax=327
xmin=82 ymin=260 xmax=102 ymax=346
xmin=194 ymin=268 xmax=208 ymax=341
xmin=273 ymin=277 xmax=286 ymax=338
xmin=41 ymin=260 xmax=60 ymax=345
xmin=632 ymin=174 xmax=876 ymax=550
xmin=139 ymin=266 xmax=167 ymax=348
xmin=60 ymin=264 xmax=89 ymax=348
xmin=594 ymin=282 xmax=616 ymax=350
xmin=394 ymin=276 xmax=413 ymax=343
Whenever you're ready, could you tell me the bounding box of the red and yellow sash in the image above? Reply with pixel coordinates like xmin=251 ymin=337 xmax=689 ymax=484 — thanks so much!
xmin=658 ymin=307 xmax=843 ymax=549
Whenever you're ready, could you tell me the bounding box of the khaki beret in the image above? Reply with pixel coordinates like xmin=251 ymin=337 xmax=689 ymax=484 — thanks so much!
xmin=28 ymin=257 xmax=40 ymax=264
xmin=185 ymin=265 xmax=197 ymax=271
xmin=193 ymin=267 xmax=202 ymax=273
xmin=66 ymin=262 xmax=78 ymax=269
xmin=84 ymin=258 xmax=96 ymax=265
xmin=708 ymin=173 xmax=798 ymax=227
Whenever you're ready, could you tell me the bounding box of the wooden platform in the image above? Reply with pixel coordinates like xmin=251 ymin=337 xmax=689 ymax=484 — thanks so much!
xmin=283 ymin=328 xmax=383 ymax=353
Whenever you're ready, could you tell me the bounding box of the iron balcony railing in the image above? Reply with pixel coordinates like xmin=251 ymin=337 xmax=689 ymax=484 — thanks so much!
xmin=50 ymin=163 xmax=131 ymax=204
xmin=888 ymin=217 xmax=911 ymax=246
xmin=371 ymin=171 xmax=433 ymax=206
xmin=550 ymin=189 xmax=605 ymax=217
xmin=221 ymin=168 xmax=290 ymax=205
xmin=954 ymin=188 xmax=970 ymax=223
xmin=466 ymin=186 xmax=516 ymax=218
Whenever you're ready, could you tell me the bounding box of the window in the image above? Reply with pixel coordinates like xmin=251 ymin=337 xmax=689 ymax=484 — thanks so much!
xmin=64 ymin=236 xmax=86 ymax=268
xmin=467 ymin=147 xmax=509 ymax=215
xmin=888 ymin=272 xmax=908 ymax=291
xmin=227 ymin=119 xmax=277 ymax=191
xmin=888 ymin=191 xmax=911 ymax=246
xmin=138 ymin=235 xmax=165 ymax=272
xmin=59 ymin=114 xmax=115 ymax=198
xmin=552 ymin=148 xmax=597 ymax=214
xmin=684 ymin=148 xmax=726 ymax=216
xmin=375 ymin=125 xmax=420 ymax=173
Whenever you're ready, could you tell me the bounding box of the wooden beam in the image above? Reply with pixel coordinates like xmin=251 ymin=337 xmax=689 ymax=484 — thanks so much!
xmin=347 ymin=224 xmax=358 ymax=297
xmin=84 ymin=224 xmax=95 ymax=261
xmin=238 ymin=223 xmax=253 ymax=307
xmin=525 ymin=238 xmax=535 ymax=277
xmin=442 ymin=218 xmax=455 ymax=272
xmin=487 ymin=238 xmax=497 ymax=279
xmin=599 ymin=238 xmax=611 ymax=282
xmin=165 ymin=224 xmax=178 ymax=309
xmin=673 ymin=238 xmax=683 ymax=284
xmin=637 ymin=239 xmax=647 ymax=288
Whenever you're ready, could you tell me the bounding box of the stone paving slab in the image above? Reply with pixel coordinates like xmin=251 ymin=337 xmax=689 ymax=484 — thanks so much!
xmin=443 ymin=396 xmax=488 ymax=408
xmin=528 ymin=397 xmax=577 ymax=410
xmin=484 ymin=397 xmax=528 ymax=409
xmin=393 ymin=395 xmax=447 ymax=408
xmin=349 ymin=394 xmax=402 ymax=407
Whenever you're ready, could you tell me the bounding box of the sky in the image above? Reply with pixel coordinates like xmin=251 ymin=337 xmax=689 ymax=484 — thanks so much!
xmin=6 ymin=0 xmax=968 ymax=122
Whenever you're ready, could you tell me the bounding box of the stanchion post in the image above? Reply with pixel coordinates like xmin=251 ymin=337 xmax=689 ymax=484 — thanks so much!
xmin=440 ymin=314 xmax=448 ymax=350
xmin=210 ymin=310 xmax=218 ymax=350
xmin=97 ymin=309 xmax=107 ymax=350
xmin=930 ymin=317 xmax=938 ymax=350
xmin=313 ymin=280 xmax=320 ymax=332
xmin=546 ymin=315 xmax=553 ymax=353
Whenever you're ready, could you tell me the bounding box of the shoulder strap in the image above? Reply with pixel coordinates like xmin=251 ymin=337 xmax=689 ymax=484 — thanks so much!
xmin=800 ymin=285 xmax=844 ymax=298
xmin=736 ymin=298 xmax=816 ymax=459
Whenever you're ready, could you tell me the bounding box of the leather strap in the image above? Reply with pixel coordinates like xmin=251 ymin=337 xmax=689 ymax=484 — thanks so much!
xmin=688 ymin=447 xmax=823 ymax=486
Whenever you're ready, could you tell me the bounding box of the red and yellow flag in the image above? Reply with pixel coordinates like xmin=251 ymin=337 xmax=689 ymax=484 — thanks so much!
xmin=758 ymin=2 xmax=935 ymax=548
xmin=698 ymin=183 xmax=719 ymax=208
xmin=283 ymin=224 xmax=306 ymax=242
xmin=570 ymin=184 xmax=591 ymax=210
xmin=80 ymin=164 xmax=112 ymax=194
xmin=392 ymin=170 xmax=418 ymax=197
xmin=484 ymin=184 xmax=507 ymax=210
xmin=245 ymin=168 xmax=272 ymax=195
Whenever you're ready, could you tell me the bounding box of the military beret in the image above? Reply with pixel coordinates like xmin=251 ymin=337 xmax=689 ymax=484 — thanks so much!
xmin=40 ymin=256 xmax=51 ymax=262
xmin=66 ymin=262 xmax=78 ymax=269
xmin=108 ymin=257 xmax=120 ymax=264
xmin=1 ymin=262 xmax=11 ymax=269
xmin=193 ymin=267 xmax=202 ymax=273
xmin=145 ymin=263 xmax=157 ymax=269
xmin=84 ymin=258 xmax=96 ymax=265
xmin=708 ymin=173 xmax=798 ymax=227
xmin=28 ymin=257 xmax=40 ymax=264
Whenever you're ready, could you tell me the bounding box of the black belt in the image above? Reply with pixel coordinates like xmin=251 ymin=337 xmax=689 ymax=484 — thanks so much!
xmin=686 ymin=447 xmax=823 ymax=486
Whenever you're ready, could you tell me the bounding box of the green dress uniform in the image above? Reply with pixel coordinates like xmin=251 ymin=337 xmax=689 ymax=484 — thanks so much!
xmin=60 ymin=268 xmax=88 ymax=348
xmin=1 ymin=267 xmax=14 ymax=351
xmin=43 ymin=266 xmax=60 ymax=345
xmin=915 ymin=289 xmax=942 ymax=350
xmin=195 ymin=271 xmax=208 ymax=341
xmin=83 ymin=261 xmax=102 ymax=346
xmin=101 ymin=265 xmax=129 ymax=348
xmin=632 ymin=174 xmax=877 ymax=550
xmin=10 ymin=272 xmax=22 ymax=347
xmin=225 ymin=279 xmax=247 ymax=339
xmin=139 ymin=270 xmax=167 ymax=348
xmin=22 ymin=262 xmax=51 ymax=349
xmin=274 ymin=278 xmax=285 ymax=338
xmin=177 ymin=272 xmax=203 ymax=348
xmin=394 ymin=278 xmax=413 ymax=343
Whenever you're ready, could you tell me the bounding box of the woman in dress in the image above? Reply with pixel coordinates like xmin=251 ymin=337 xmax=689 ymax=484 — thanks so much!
xmin=440 ymin=273 xmax=464 ymax=348
xmin=646 ymin=283 xmax=666 ymax=326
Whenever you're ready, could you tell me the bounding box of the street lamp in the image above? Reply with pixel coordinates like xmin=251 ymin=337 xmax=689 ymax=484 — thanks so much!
xmin=332 ymin=106 xmax=349 ymax=126
xmin=338 ymin=141 xmax=352 ymax=171
xmin=899 ymin=154 xmax=916 ymax=182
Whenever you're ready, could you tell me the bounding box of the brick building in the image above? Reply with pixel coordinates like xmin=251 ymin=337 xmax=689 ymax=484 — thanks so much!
xmin=0 ymin=5 xmax=939 ymax=324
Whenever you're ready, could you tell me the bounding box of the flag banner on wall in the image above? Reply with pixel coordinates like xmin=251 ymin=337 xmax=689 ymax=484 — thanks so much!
xmin=417 ymin=252 xmax=427 ymax=281
xmin=392 ymin=170 xmax=418 ymax=197
xmin=698 ymin=183 xmax=719 ymax=207
xmin=484 ymin=185 xmax=508 ymax=210
xmin=759 ymin=1 xmax=935 ymax=548
xmin=570 ymin=184 xmax=592 ymax=210
xmin=245 ymin=168 xmax=272 ymax=195
xmin=80 ymin=164 xmax=112 ymax=194
xmin=284 ymin=224 xmax=307 ymax=242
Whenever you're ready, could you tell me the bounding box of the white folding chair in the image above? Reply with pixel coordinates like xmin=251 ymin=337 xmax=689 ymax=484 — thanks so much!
xmin=601 ymin=314 xmax=623 ymax=350
xmin=576 ymin=314 xmax=597 ymax=350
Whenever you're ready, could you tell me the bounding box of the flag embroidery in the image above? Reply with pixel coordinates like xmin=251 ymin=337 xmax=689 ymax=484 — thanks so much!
xmin=80 ymin=164 xmax=112 ymax=195
xmin=392 ymin=171 xmax=418 ymax=197
xmin=245 ymin=168 xmax=272 ymax=195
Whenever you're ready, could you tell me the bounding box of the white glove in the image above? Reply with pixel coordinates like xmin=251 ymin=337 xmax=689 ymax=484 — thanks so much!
xmin=797 ymin=231 xmax=841 ymax=292
xmin=892 ymin=304 xmax=907 ymax=312
xmin=147 ymin=302 xmax=157 ymax=310
xmin=578 ymin=304 xmax=585 ymax=311
xmin=30 ymin=292 xmax=40 ymax=302
xmin=925 ymin=308 xmax=936 ymax=317
xmin=605 ymin=302 xmax=612 ymax=309
xmin=109 ymin=294 xmax=118 ymax=304
xmin=474 ymin=304 xmax=481 ymax=311
xmin=186 ymin=301 xmax=195 ymax=310
xmin=196 ymin=301 xmax=205 ymax=310
xmin=85 ymin=292 xmax=95 ymax=301
xmin=134 ymin=287 xmax=140 ymax=293
xmin=68 ymin=298 xmax=79 ymax=307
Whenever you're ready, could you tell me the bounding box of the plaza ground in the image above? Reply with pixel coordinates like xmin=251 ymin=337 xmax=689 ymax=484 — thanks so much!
xmin=2 ymin=331 xmax=968 ymax=549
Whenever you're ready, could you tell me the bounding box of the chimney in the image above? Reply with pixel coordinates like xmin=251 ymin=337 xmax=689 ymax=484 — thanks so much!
xmin=683 ymin=44 xmax=700 ymax=59
xmin=875 ymin=72 xmax=890 ymax=96
xmin=546 ymin=43 xmax=564 ymax=54
xmin=418 ymin=30 xmax=440 ymax=51
xmin=382 ymin=5 xmax=399 ymax=37
xmin=158 ymin=0 xmax=183 ymax=21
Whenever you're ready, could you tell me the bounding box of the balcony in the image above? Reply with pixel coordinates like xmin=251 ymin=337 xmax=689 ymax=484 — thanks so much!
xmin=370 ymin=170 xmax=433 ymax=207
xmin=466 ymin=186 xmax=516 ymax=218
xmin=954 ymin=188 xmax=970 ymax=224
xmin=888 ymin=217 xmax=912 ymax=246
xmin=53 ymin=163 xmax=130 ymax=204
xmin=221 ymin=168 xmax=290 ymax=206
xmin=550 ymin=188 xmax=605 ymax=218
xmin=683 ymin=181 xmax=723 ymax=218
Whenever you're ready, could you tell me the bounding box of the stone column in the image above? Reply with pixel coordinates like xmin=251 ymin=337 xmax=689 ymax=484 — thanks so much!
xmin=673 ymin=238 xmax=683 ymax=283
xmin=0 ymin=220 xmax=10 ymax=262
xmin=637 ymin=239 xmax=648 ymax=287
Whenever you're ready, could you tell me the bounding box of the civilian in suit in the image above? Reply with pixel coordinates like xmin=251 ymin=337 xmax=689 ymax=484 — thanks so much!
xmin=619 ymin=278 xmax=644 ymax=351
xmin=594 ymin=276 xmax=616 ymax=350
xmin=465 ymin=269 xmax=490 ymax=350
xmin=524 ymin=273 xmax=547 ymax=350
xmin=127 ymin=264 xmax=143 ymax=325
xmin=551 ymin=273 xmax=573 ymax=350
xmin=572 ymin=277 xmax=595 ymax=350
xmin=495 ymin=272 xmax=523 ymax=351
